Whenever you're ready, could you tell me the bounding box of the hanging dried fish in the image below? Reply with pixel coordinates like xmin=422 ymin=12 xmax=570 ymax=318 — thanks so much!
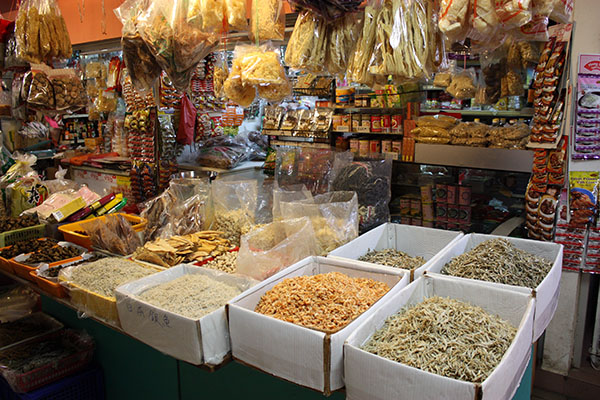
xmin=362 ymin=296 xmax=517 ymax=383
xmin=441 ymin=238 xmax=552 ymax=289
xmin=359 ymin=249 xmax=425 ymax=270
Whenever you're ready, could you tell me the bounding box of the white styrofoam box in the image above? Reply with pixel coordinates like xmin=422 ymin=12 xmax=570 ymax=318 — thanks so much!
xmin=423 ymin=233 xmax=563 ymax=341
xmin=344 ymin=274 xmax=535 ymax=400
xmin=115 ymin=264 xmax=255 ymax=366
xmin=328 ymin=223 xmax=464 ymax=280
xmin=227 ymin=256 xmax=409 ymax=394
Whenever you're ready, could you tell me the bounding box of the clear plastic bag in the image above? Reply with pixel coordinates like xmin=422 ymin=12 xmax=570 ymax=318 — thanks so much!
xmin=85 ymin=214 xmax=142 ymax=255
xmin=213 ymin=52 xmax=228 ymax=98
xmin=550 ymin=0 xmax=572 ymax=23
xmin=237 ymin=217 xmax=319 ymax=280
xmin=446 ymin=68 xmax=477 ymax=99
xmin=331 ymin=157 xmax=392 ymax=233
xmin=279 ymin=191 xmax=358 ymax=255
xmin=187 ymin=0 xmax=224 ymax=33
xmin=0 ymin=285 xmax=39 ymax=323
xmin=510 ymin=0 xmax=551 ymax=42
xmin=439 ymin=0 xmax=471 ymax=43
xmin=325 ymin=13 xmax=363 ymax=76
xmin=196 ymin=135 xmax=250 ymax=169
xmin=249 ymin=0 xmax=285 ymax=41
xmin=272 ymin=185 xmax=313 ymax=221
xmin=284 ymin=10 xmax=328 ymax=73
xmin=114 ymin=0 xmax=162 ymax=92
xmin=495 ymin=0 xmax=533 ymax=29
xmin=44 ymin=167 xmax=79 ymax=194
xmin=0 ymin=153 xmax=36 ymax=189
xmin=210 ymin=180 xmax=258 ymax=246
xmin=26 ymin=65 xmax=54 ymax=109
xmin=5 ymin=171 xmax=49 ymax=217
xmin=346 ymin=2 xmax=380 ymax=86
xmin=49 ymin=69 xmax=86 ymax=111
xmin=469 ymin=0 xmax=501 ymax=43
xmin=225 ymin=0 xmax=248 ymax=31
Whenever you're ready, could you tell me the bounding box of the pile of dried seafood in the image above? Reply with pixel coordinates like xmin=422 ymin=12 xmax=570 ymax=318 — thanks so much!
xmin=359 ymin=249 xmax=425 ymax=270
xmin=255 ymin=271 xmax=389 ymax=332
xmin=362 ymin=296 xmax=517 ymax=383
xmin=133 ymin=231 xmax=232 ymax=268
xmin=441 ymin=238 xmax=552 ymax=288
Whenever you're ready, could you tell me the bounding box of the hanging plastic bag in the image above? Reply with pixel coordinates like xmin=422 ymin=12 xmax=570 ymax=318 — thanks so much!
xmin=114 ymin=0 xmax=162 ymax=93
xmin=279 ymin=191 xmax=359 ymax=255
xmin=284 ymin=10 xmax=328 ymax=73
xmin=237 ymin=217 xmax=319 ymax=280
xmin=439 ymin=0 xmax=471 ymax=43
xmin=446 ymin=68 xmax=477 ymax=99
xmin=510 ymin=0 xmax=552 ymax=42
xmin=0 ymin=153 xmax=37 ymax=189
xmin=550 ymin=0 xmax=572 ymax=23
xmin=468 ymin=0 xmax=501 ymax=44
xmin=249 ymin=0 xmax=285 ymax=41
xmin=49 ymin=69 xmax=87 ymax=111
xmin=188 ymin=0 xmax=224 ymax=33
xmin=213 ymin=52 xmax=228 ymax=98
xmin=325 ymin=13 xmax=363 ymax=76
xmin=25 ymin=64 xmax=54 ymax=110
xmin=495 ymin=0 xmax=533 ymax=29
xmin=177 ymin=95 xmax=197 ymax=145
xmin=347 ymin=2 xmax=381 ymax=86
xmin=225 ymin=0 xmax=248 ymax=31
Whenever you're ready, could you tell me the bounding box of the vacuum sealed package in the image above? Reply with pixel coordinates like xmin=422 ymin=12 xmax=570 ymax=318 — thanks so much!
xmin=249 ymin=0 xmax=285 ymax=41
xmin=237 ymin=217 xmax=318 ymax=280
xmin=569 ymin=171 xmax=599 ymax=226
xmin=114 ymin=0 xmax=162 ymax=92
xmin=285 ymin=10 xmax=328 ymax=73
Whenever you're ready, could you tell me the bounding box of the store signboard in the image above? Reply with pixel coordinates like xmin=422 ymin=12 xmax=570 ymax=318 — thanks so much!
xmin=423 ymin=233 xmax=563 ymax=341
xmin=115 ymin=265 xmax=256 ymax=366
xmin=344 ymin=275 xmax=534 ymax=400
xmin=228 ymin=256 xmax=409 ymax=395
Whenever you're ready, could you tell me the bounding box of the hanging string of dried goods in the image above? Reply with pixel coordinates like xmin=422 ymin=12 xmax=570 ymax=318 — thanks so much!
xmin=441 ymin=238 xmax=553 ymax=288
xmin=15 ymin=0 xmax=72 ymax=63
xmin=362 ymin=297 xmax=517 ymax=383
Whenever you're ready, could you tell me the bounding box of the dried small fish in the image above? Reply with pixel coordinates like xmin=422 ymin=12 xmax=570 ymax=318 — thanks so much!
xmin=362 ymin=297 xmax=517 ymax=383
xmin=442 ymin=238 xmax=552 ymax=289
xmin=255 ymin=271 xmax=389 ymax=333
xmin=359 ymin=249 xmax=425 ymax=270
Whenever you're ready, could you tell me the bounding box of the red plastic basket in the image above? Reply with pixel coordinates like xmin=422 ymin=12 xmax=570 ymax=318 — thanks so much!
xmin=0 ymin=330 xmax=94 ymax=393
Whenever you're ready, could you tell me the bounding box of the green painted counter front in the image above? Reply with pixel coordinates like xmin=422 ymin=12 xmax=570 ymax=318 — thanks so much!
xmin=41 ymin=295 xmax=533 ymax=400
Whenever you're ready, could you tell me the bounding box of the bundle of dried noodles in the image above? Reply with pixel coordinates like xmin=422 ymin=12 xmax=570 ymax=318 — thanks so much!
xmin=284 ymin=10 xmax=327 ymax=73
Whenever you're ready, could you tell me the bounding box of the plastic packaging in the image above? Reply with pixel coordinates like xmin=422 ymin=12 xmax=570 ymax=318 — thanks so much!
xmin=114 ymin=0 xmax=162 ymax=93
xmin=26 ymin=65 xmax=54 ymax=109
xmin=285 ymin=10 xmax=328 ymax=73
xmin=550 ymin=0 xmax=572 ymax=23
xmin=237 ymin=217 xmax=319 ymax=280
xmin=225 ymin=0 xmax=248 ymax=31
xmin=43 ymin=168 xmax=79 ymax=194
xmin=187 ymin=0 xmax=224 ymax=33
xmin=325 ymin=13 xmax=363 ymax=76
xmin=0 ymin=285 xmax=39 ymax=323
xmin=196 ymin=135 xmax=249 ymax=169
xmin=249 ymin=0 xmax=285 ymax=41
xmin=210 ymin=180 xmax=258 ymax=245
xmin=213 ymin=52 xmax=228 ymax=98
xmin=272 ymin=185 xmax=313 ymax=221
xmin=446 ymin=68 xmax=477 ymax=99
xmin=469 ymin=0 xmax=501 ymax=43
xmin=346 ymin=2 xmax=380 ymax=86
xmin=331 ymin=157 xmax=392 ymax=233
xmin=279 ymin=191 xmax=359 ymax=255
xmin=84 ymin=214 xmax=142 ymax=255
xmin=49 ymin=69 xmax=86 ymax=111
xmin=439 ymin=0 xmax=471 ymax=43
xmin=495 ymin=0 xmax=533 ymax=29
xmin=5 ymin=172 xmax=49 ymax=217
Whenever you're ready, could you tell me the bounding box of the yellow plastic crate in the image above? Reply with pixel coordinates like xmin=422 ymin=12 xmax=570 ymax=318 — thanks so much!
xmin=58 ymin=213 xmax=147 ymax=250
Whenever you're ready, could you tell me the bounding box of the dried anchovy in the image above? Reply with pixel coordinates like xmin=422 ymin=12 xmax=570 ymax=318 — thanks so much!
xmin=0 ymin=316 xmax=53 ymax=347
xmin=255 ymin=271 xmax=389 ymax=333
xmin=359 ymin=249 xmax=425 ymax=270
xmin=139 ymin=274 xmax=242 ymax=319
xmin=202 ymin=251 xmax=238 ymax=274
xmin=362 ymin=297 xmax=517 ymax=383
xmin=67 ymin=258 xmax=155 ymax=298
xmin=0 ymin=338 xmax=76 ymax=373
xmin=442 ymin=238 xmax=552 ymax=289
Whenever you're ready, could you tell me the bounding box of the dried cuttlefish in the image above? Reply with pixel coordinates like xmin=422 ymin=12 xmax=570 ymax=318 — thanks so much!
xmin=359 ymin=248 xmax=425 ymax=270
xmin=441 ymin=238 xmax=552 ymax=289
xmin=362 ymin=296 xmax=517 ymax=383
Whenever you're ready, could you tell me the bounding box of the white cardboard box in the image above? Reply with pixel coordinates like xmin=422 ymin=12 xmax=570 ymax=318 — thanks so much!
xmin=115 ymin=264 xmax=255 ymax=366
xmin=227 ymin=256 xmax=409 ymax=394
xmin=423 ymin=233 xmax=563 ymax=341
xmin=344 ymin=274 xmax=535 ymax=400
xmin=328 ymin=223 xmax=464 ymax=280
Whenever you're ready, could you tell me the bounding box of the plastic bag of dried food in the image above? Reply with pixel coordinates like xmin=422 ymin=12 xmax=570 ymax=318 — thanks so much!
xmin=510 ymin=0 xmax=551 ymax=42
xmin=469 ymin=0 xmax=501 ymax=43
xmin=285 ymin=10 xmax=327 ymax=73
xmin=480 ymin=48 xmax=506 ymax=104
xmin=223 ymin=61 xmax=256 ymax=107
xmin=495 ymin=0 xmax=532 ymax=29
xmin=439 ymin=0 xmax=470 ymax=43
xmin=326 ymin=13 xmax=363 ymax=76
xmin=237 ymin=217 xmax=319 ymax=280
xmin=5 ymin=171 xmax=49 ymax=217
xmin=272 ymin=185 xmax=313 ymax=221
xmin=275 ymin=147 xmax=354 ymax=195
xmin=415 ymin=136 xmax=452 ymax=144
xmin=225 ymin=0 xmax=248 ymax=31
xmin=26 ymin=65 xmax=54 ymax=109
xmin=175 ymin=0 xmax=220 ymax=78
xmin=210 ymin=180 xmax=258 ymax=245
xmin=114 ymin=0 xmax=162 ymax=92
xmin=501 ymin=69 xmax=524 ymax=97
xmin=196 ymin=135 xmax=250 ymax=169
xmin=346 ymin=2 xmax=380 ymax=86
xmin=416 ymin=114 xmax=459 ymax=129
xmin=370 ymin=0 xmax=442 ymax=82
xmin=280 ymin=191 xmax=359 ymax=255
xmin=49 ymin=69 xmax=87 ymax=111
xmin=249 ymin=0 xmax=285 ymax=41
xmin=551 ymin=0 xmax=572 ymax=23
xmin=331 ymin=157 xmax=392 ymax=233
xmin=85 ymin=214 xmax=142 ymax=255
xmin=213 ymin=52 xmax=228 ymax=98
xmin=464 ymin=121 xmax=490 ymax=138
xmin=412 ymin=126 xmax=452 ymax=138
xmin=15 ymin=0 xmax=72 ymax=63
xmin=433 ymin=71 xmax=452 ymax=88
xmin=188 ymin=0 xmax=224 ymax=33
xmin=446 ymin=68 xmax=477 ymax=100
